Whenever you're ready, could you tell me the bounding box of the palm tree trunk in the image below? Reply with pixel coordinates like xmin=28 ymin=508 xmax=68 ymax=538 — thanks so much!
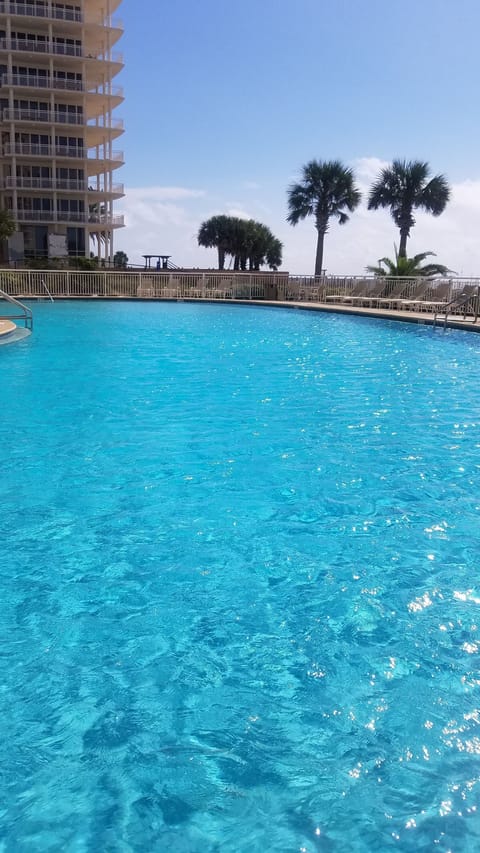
xmin=314 ymin=227 xmax=326 ymax=277
xmin=398 ymin=228 xmax=409 ymax=259
xmin=218 ymin=248 xmax=225 ymax=270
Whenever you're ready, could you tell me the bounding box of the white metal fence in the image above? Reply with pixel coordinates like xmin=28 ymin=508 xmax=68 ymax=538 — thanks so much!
xmin=0 ymin=270 xmax=479 ymax=314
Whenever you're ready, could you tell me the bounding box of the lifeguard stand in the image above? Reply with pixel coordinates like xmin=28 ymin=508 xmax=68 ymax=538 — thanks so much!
xmin=143 ymin=255 xmax=171 ymax=271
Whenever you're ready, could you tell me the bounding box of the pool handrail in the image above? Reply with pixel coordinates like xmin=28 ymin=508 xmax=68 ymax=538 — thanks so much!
xmin=433 ymin=285 xmax=479 ymax=329
xmin=0 ymin=287 xmax=33 ymax=330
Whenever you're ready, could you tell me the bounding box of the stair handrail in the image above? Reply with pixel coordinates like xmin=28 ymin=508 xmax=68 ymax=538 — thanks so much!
xmin=433 ymin=287 xmax=479 ymax=329
xmin=41 ymin=277 xmax=54 ymax=302
xmin=0 ymin=287 xmax=33 ymax=330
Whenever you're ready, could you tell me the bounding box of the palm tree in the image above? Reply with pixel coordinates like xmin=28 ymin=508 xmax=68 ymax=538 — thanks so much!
xmin=113 ymin=250 xmax=128 ymax=269
xmin=367 ymin=249 xmax=452 ymax=278
xmin=198 ymin=216 xmax=282 ymax=271
xmin=287 ymin=160 xmax=361 ymax=276
xmin=197 ymin=215 xmax=234 ymax=270
xmin=368 ymin=160 xmax=450 ymax=258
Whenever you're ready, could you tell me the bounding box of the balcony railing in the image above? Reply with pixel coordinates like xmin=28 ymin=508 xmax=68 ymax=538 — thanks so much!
xmin=87 ymin=149 xmax=124 ymax=162
xmin=88 ymin=183 xmax=124 ymax=195
xmin=3 ymin=107 xmax=84 ymax=125
xmin=0 ymin=2 xmax=124 ymax=28
xmin=0 ymin=2 xmax=83 ymax=22
xmin=3 ymin=143 xmax=124 ymax=162
xmin=4 ymin=176 xmax=86 ymax=191
xmin=87 ymin=117 xmax=124 ymax=132
xmin=1 ymin=74 xmax=124 ymax=99
xmin=0 ymin=38 xmax=123 ymax=63
xmin=4 ymin=142 xmax=85 ymax=158
xmin=14 ymin=209 xmax=125 ymax=226
xmin=3 ymin=176 xmax=124 ymax=194
xmin=2 ymin=73 xmax=85 ymax=91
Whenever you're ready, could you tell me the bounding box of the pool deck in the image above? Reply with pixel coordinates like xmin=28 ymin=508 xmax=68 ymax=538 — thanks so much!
xmin=260 ymin=300 xmax=480 ymax=333
xmin=0 ymin=318 xmax=16 ymax=338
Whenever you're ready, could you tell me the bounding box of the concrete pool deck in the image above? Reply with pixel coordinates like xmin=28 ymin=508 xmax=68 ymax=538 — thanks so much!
xmin=262 ymin=300 xmax=480 ymax=333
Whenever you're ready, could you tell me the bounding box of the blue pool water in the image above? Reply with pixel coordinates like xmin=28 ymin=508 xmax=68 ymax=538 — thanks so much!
xmin=1 ymin=301 xmax=480 ymax=852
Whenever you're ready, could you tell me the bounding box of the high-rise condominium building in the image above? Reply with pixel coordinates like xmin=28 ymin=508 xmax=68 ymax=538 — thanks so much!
xmin=0 ymin=0 xmax=124 ymax=262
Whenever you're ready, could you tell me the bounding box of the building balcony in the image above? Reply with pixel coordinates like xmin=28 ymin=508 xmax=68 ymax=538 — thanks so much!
xmin=87 ymin=118 xmax=124 ymax=146
xmin=3 ymin=142 xmax=124 ymax=164
xmin=2 ymin=109 xmax=124 ymax=140
xmin=3 ymin=107 xmax=85 ymax=126
xmin=14 ymin=209 xmax=125 ymax=226
xmin=1 ymin=74 xmax=125 ymax=109
xmin=0 ymin=38 xmax=123 ymax=65
xmin=0 ymin=2 xmax=124 ymax=29
xmin=4 ymin=142 xmax=85 ymax=159
xmin=4 ymin=176 xmax=86 ymax=191
xmin=2 ymin=73 xmax=85 ymax=92
xmin=2 ymin=176 xmax=124 ymax=195
xmin=0 ymin=2 xmax=82 ymax=23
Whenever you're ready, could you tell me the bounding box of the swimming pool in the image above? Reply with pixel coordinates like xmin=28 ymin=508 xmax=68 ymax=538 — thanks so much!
xmin=1 ymin=301 xmax=480 ymax=851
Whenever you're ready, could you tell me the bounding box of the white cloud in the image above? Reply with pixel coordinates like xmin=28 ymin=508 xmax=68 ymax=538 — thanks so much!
xmin=225 ymin=206 xmax=252 ymax=219
xmin=114 ymin=164 xmax=480 ymax=277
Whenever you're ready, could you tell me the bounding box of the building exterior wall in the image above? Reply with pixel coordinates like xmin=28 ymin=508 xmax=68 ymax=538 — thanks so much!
xmin=0 ymin=0 xmax=124 ymax=261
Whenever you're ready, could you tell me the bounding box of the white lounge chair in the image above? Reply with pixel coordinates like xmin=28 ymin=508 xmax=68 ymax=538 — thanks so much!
xmin=397 ymin=280 xmax=431 ymax=310
xmin=408 ymin=281 xmax=451 ymax=312
xmin=373 ymin=281 xmax=412 ymax=308
xmin=325 ymin=280 xmax=369 ymax=303
xmin=351 ymin=281 xmax=388 ymax=306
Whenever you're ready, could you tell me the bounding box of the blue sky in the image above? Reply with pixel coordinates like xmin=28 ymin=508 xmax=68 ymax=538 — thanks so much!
xmin=115 ymin=0 xmax=480 ymax=274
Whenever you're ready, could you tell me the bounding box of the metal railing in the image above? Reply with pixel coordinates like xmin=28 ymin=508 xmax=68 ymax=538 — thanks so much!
xmin=87 ymin=149 xmax=124 ymax=163
xmin=1 ymin=75 xmax=125 ymax=98
xmin=2 ymin=73 xmax=85 ymax=91
xmin=0 ymin=2 xmax=83 ymax=22
xmin=0 ymin=273 xmax=479 ymax=322
xmin=13 ymin=210 xmax=125 ymax=225
xmin=0 ymin=271 xmax=288 ymax=300
xmin=3 ymin=176 xmax=86 ymax=191
xmin=0 ymin=284 xmax=33 ymax=330
xmin=3 ymin=142 xmax=84 ymax=158
xmin=2 ymin=143 xmax=124 ymax=162
xmin=3 ymin=107 xmax=85 ymax=125
xmin=433 ymin=287 xmax=480 ymax=328
xmin=3 ymin=110 xmax=124 ymax=134
xmin=0 ymin=38 xmax=123 ymax=63
xmin=2 ymin=176 xmax=124 ymax=194
xmin=87 ymin=117 xmax=124 ymax=132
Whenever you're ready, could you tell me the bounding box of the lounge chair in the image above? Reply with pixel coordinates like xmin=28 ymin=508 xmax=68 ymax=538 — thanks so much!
xmin=373 ymin=280 xmax=412 ymax=308
xmin=409 ymin=281 xmax=452 ymax=312
xmin=286 ymin=284 xmax=301 ymax=300
xmin=397 ymin=280 xmax=431 ymax=310
xmin=306 ymin=285 xmax=321 ymax=301
xmin=351 ymin=280 xmax=387 ymax=306
xmin=325 ymin=280 xmax=369 ymax=303
xmin=161 ymin=275 xmax=182 ymax=298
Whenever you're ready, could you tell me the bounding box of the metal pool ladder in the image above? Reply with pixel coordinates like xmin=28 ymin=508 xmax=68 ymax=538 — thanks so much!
xmin=0 ymin=287 xmax=33 ymax=331
xmin=433 ymin=286 xmax=479 ymax=329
